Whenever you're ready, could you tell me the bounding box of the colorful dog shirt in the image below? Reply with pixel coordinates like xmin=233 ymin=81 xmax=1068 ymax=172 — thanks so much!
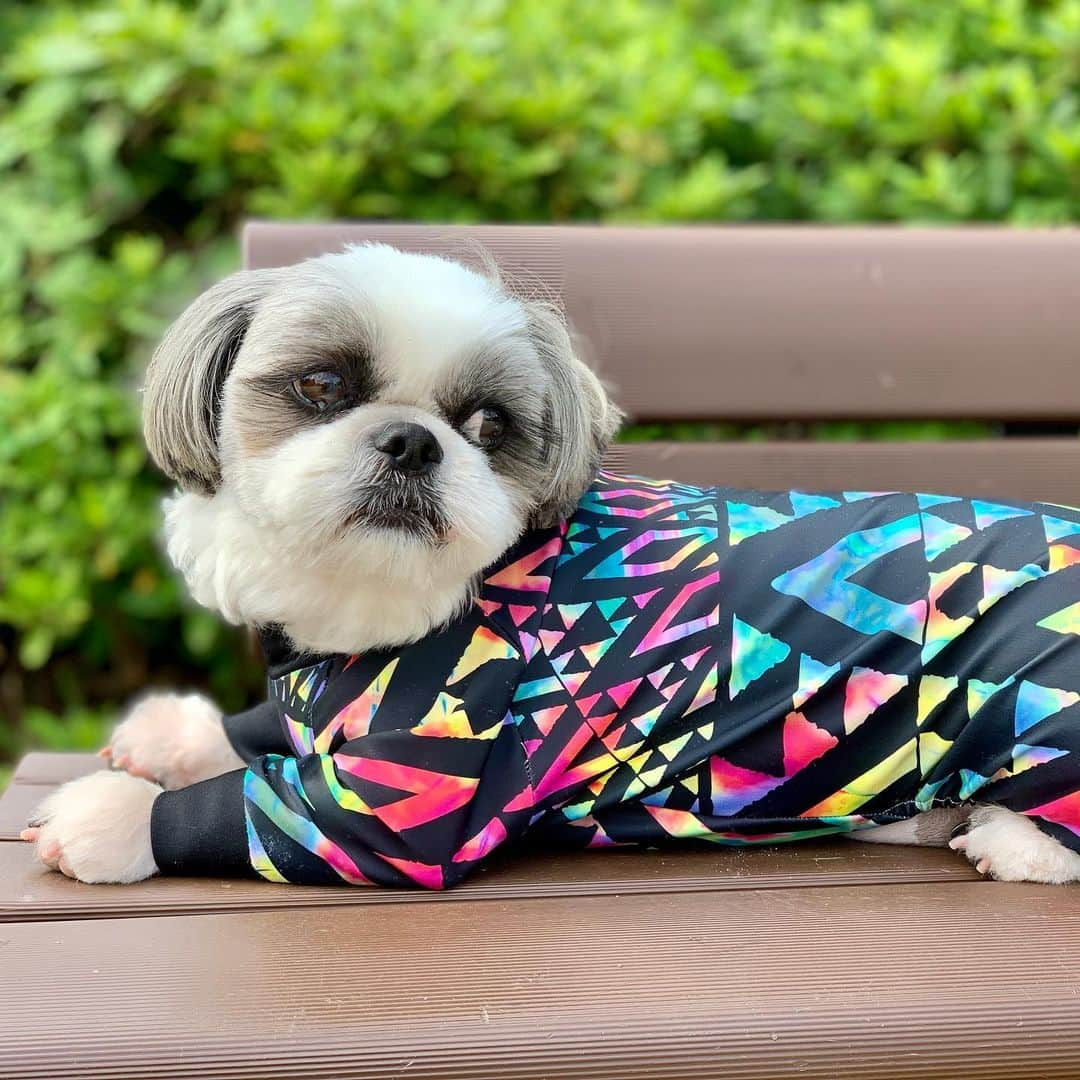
xmin=150 ymin=472 xmax=1080 ymax=887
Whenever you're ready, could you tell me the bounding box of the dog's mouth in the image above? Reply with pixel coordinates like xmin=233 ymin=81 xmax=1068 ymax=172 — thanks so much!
xmin=343 ymin=481 xmax=451 ymax=544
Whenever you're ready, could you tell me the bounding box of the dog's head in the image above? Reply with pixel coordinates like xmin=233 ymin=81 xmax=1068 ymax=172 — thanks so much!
xmin=143 ymin=244 xmax=621 ymax=653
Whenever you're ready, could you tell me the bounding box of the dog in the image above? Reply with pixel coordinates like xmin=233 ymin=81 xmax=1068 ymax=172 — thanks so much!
xmin=21 ymin=243 xmax=1080 ymax=887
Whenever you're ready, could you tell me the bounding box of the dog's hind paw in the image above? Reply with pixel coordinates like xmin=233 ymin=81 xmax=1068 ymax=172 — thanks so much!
xmin=948 ymin=805 xmax=1080 ymax=884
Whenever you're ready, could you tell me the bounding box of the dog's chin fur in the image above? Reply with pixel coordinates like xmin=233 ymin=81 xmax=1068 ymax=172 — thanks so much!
xmin=164 ymin=480 xmax=522 ymax=656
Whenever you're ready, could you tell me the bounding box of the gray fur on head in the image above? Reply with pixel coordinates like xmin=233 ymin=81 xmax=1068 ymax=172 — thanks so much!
xmin=142 ymin=268 xmax=282 ymax=495
xmin=524 ymin=299 xmax=623 ymax=527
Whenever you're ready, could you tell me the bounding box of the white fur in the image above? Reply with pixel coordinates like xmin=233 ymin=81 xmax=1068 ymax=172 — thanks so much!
xmin=108 ymin=692 xmax=244 ymax=789
xmin=26 ymin=771 xmax=160 ymax=884
xmin=948 ymin=805 xmax=1080 ymax=883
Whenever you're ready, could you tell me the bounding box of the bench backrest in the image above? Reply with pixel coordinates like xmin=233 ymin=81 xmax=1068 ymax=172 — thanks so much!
xmin=243 ymin=224 xmax=1080 ymax=505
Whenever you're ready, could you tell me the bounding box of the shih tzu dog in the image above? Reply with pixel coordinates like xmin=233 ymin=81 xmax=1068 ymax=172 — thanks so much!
xmin=21 ymin=243 xmax=1080 ymax=888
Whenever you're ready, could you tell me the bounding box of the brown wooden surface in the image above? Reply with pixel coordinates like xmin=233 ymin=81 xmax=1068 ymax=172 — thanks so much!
xmin=606 ymin=439 xmax=1080 ymax=506
xmin=244 ymin=223 xmax=1080 ymax=423
xmin=3 ymin=879 xmax=1080 ymax=1080
xmin=11 ymin=751 xmax=101 ymax=785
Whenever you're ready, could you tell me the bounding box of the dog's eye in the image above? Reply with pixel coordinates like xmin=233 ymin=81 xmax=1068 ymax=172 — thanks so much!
xmin=463 ymin=407 xmax=506 ymax=450
xmin=292 ymin=372 xmax=346 ymax=412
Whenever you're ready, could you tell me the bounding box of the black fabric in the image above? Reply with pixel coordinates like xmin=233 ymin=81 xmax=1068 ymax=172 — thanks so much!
xmin=150 ymin=769 xmax=258 ymax=878
xmin=223 ymin=700 xmax=292 ymax=762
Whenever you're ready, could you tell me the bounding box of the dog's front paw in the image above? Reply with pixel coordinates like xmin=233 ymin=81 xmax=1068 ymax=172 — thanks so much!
xmin=19 ymin=771 xmax=161 ymax=884
xmin=948 ymin=805 xmax=1080 ymax=884
xmin=101 ymin=692 xmax=243 ymax=790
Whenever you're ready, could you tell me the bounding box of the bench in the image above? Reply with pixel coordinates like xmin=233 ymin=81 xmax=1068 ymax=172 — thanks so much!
xmin=2 ymin=224 xmax=1079 ymax=1078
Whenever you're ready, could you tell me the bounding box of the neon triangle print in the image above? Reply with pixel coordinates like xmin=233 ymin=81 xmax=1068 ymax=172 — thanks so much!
xmin=1014 ymin=681 xmax=1080 ymax=737
xmin=770 ymin=514 xmax=926 ymax=643
xmin=971 ymin=501 xmax=1033 ymax=531
xmin=730 ymin=615 xmax=791 ymax=698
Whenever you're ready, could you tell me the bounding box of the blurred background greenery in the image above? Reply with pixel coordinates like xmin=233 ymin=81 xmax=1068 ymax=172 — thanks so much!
xmin=1 ymin=0 xmax=1078 ymax=784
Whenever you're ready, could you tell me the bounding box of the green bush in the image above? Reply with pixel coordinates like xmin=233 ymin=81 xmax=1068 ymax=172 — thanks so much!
xmin=1 ymin=0 xmax=1078 ymax=763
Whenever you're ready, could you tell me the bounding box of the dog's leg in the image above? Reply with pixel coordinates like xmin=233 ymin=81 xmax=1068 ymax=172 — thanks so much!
xmin=948 ymin=804 xmax=1080 ymax=883
xmin=848 ymin=806 xmax=971 ymax=847
xmin=101 ymin=692 xmax=244 ymax=790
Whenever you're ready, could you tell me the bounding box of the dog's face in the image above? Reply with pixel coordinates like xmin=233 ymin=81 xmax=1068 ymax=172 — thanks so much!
xmin=143 ymin=244 xmax=620 ymax=653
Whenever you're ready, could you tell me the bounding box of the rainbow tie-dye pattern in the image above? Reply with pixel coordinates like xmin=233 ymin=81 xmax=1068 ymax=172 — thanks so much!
xmin=242 ymin=472 xmax=1080 ymax=887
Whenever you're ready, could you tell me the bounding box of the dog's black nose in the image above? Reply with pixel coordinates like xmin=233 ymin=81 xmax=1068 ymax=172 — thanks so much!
xmin=373 ymin=422 xmax=443 ymax=475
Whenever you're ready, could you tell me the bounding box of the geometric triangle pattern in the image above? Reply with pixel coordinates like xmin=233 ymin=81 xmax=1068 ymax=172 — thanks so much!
xmin=241 ymin=471 xmax=1080 ymax=889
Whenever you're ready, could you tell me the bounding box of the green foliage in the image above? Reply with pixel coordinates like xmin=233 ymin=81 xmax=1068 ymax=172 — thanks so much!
xmin=0 ymin=0 xmax=1078 ymax=766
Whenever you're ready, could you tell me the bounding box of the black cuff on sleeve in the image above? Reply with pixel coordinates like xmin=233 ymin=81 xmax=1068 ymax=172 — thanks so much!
xmin=150 ymin=769 xmax=258 ymax=878
xmin=223 ymin=700 xmax=288 ymax=762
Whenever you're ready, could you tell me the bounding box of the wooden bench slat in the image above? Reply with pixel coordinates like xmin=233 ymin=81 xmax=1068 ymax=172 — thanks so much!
xmin=0 ymin=784 xmax=48 ymax=841
xmin=606 ymin=438 xmax=1080 ymax=505
xmin=0 ymin=821 xmax=978 ymax=921
xmin=3 ymin=882 xmax=1078 ymax=1079
xmin=10 ymin=752 xmax=102 ymax=785
xmin=244 ymin=223 xmax=1080 ymax=422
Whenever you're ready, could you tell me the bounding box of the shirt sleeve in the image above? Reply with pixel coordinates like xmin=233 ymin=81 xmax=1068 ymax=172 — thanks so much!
xmin=240 ymin=717 xmax=535 ymax=888
xmin=152 ymin=619 xmax=538 ymax=889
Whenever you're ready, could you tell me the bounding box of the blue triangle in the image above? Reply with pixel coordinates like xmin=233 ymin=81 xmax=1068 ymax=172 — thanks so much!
xmin=959 ymin=769 xmax=989 ymax=799
xmin=922 ymin=513 xmax=972 ymax=561
xmin=794 ymin=654 xmax=842 ymax=708
xmin=972 ymin=500 xmax=1033 ymax=530
xmin=789 ymin=492 xmax=843 ymax=518
xmin=917 ymin=494 xmax=961 ymax=509
xmin=915 ymin=777 xmax=950 ymax=811
xmin=597 ymin=597 xmax=624 ymax=621
xmin=1043 ymin=514 xmax=1080 ymax=543
xmin=727 ymin=502 xmax=791 ymax=545
xmin=1014 ymin=680 xmax=1080 ymax=736
xmin=730 ymin=616 xmax=791 ymax=698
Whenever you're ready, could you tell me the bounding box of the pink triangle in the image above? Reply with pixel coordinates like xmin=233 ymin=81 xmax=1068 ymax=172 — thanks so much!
xmin=607 ymin=677 xmax=643 ymax=710
xmin=476 ymin=599 xmax=502 ymax=617
xmin=557 ymin=602 xmax=591 ymax=628
xmin=781 ymin=711 xmax=839 ymax=774
xmin=523 ymin=738 xmax=543 ymax=756
xmin=509 ymin=604 xmax=534 ymax=627
xmin=517 ymin=631 xmax=538 ymax=661
xmin=559 ymin=668 xmax=589 ymax=696
xmin=633 ymin=588 xmax=663 ymax=609
xmin=533 ymin=704 xmax=567 ymax=735
xmin=647 ymin=663 xmax=674 ymax=689
xmin=660 ymin=678 xmax=686 ymax=701
xmin=576 ymin=692 xmax=603 ymax=718
xmin=683 ymin=647 xmax=709 ymax=672
xmin=538 ymin=628 xmax=567 ymax=655
xmin=588 ymin=712 xmax=619 ymax=737
xmin=844 ymin=667 xmax=909 ymax=732
xmin=601 ymin=722 xmax=629 ymax=751
xmin=503 ymin=784 xmax=535 ymax=812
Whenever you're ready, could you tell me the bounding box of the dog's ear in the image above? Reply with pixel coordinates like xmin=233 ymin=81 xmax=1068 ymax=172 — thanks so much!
xmin=143 ymin=269 xmax=281 ymax=494
xmin=526 ymin=301 xmax=623 ymax=528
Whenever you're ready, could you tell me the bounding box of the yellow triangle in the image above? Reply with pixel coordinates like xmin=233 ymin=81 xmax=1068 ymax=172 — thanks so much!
xmin=918 ymin=731 xmax=952 ymax=773
xmin=917 ymin=675 xmax=959 ymax=726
